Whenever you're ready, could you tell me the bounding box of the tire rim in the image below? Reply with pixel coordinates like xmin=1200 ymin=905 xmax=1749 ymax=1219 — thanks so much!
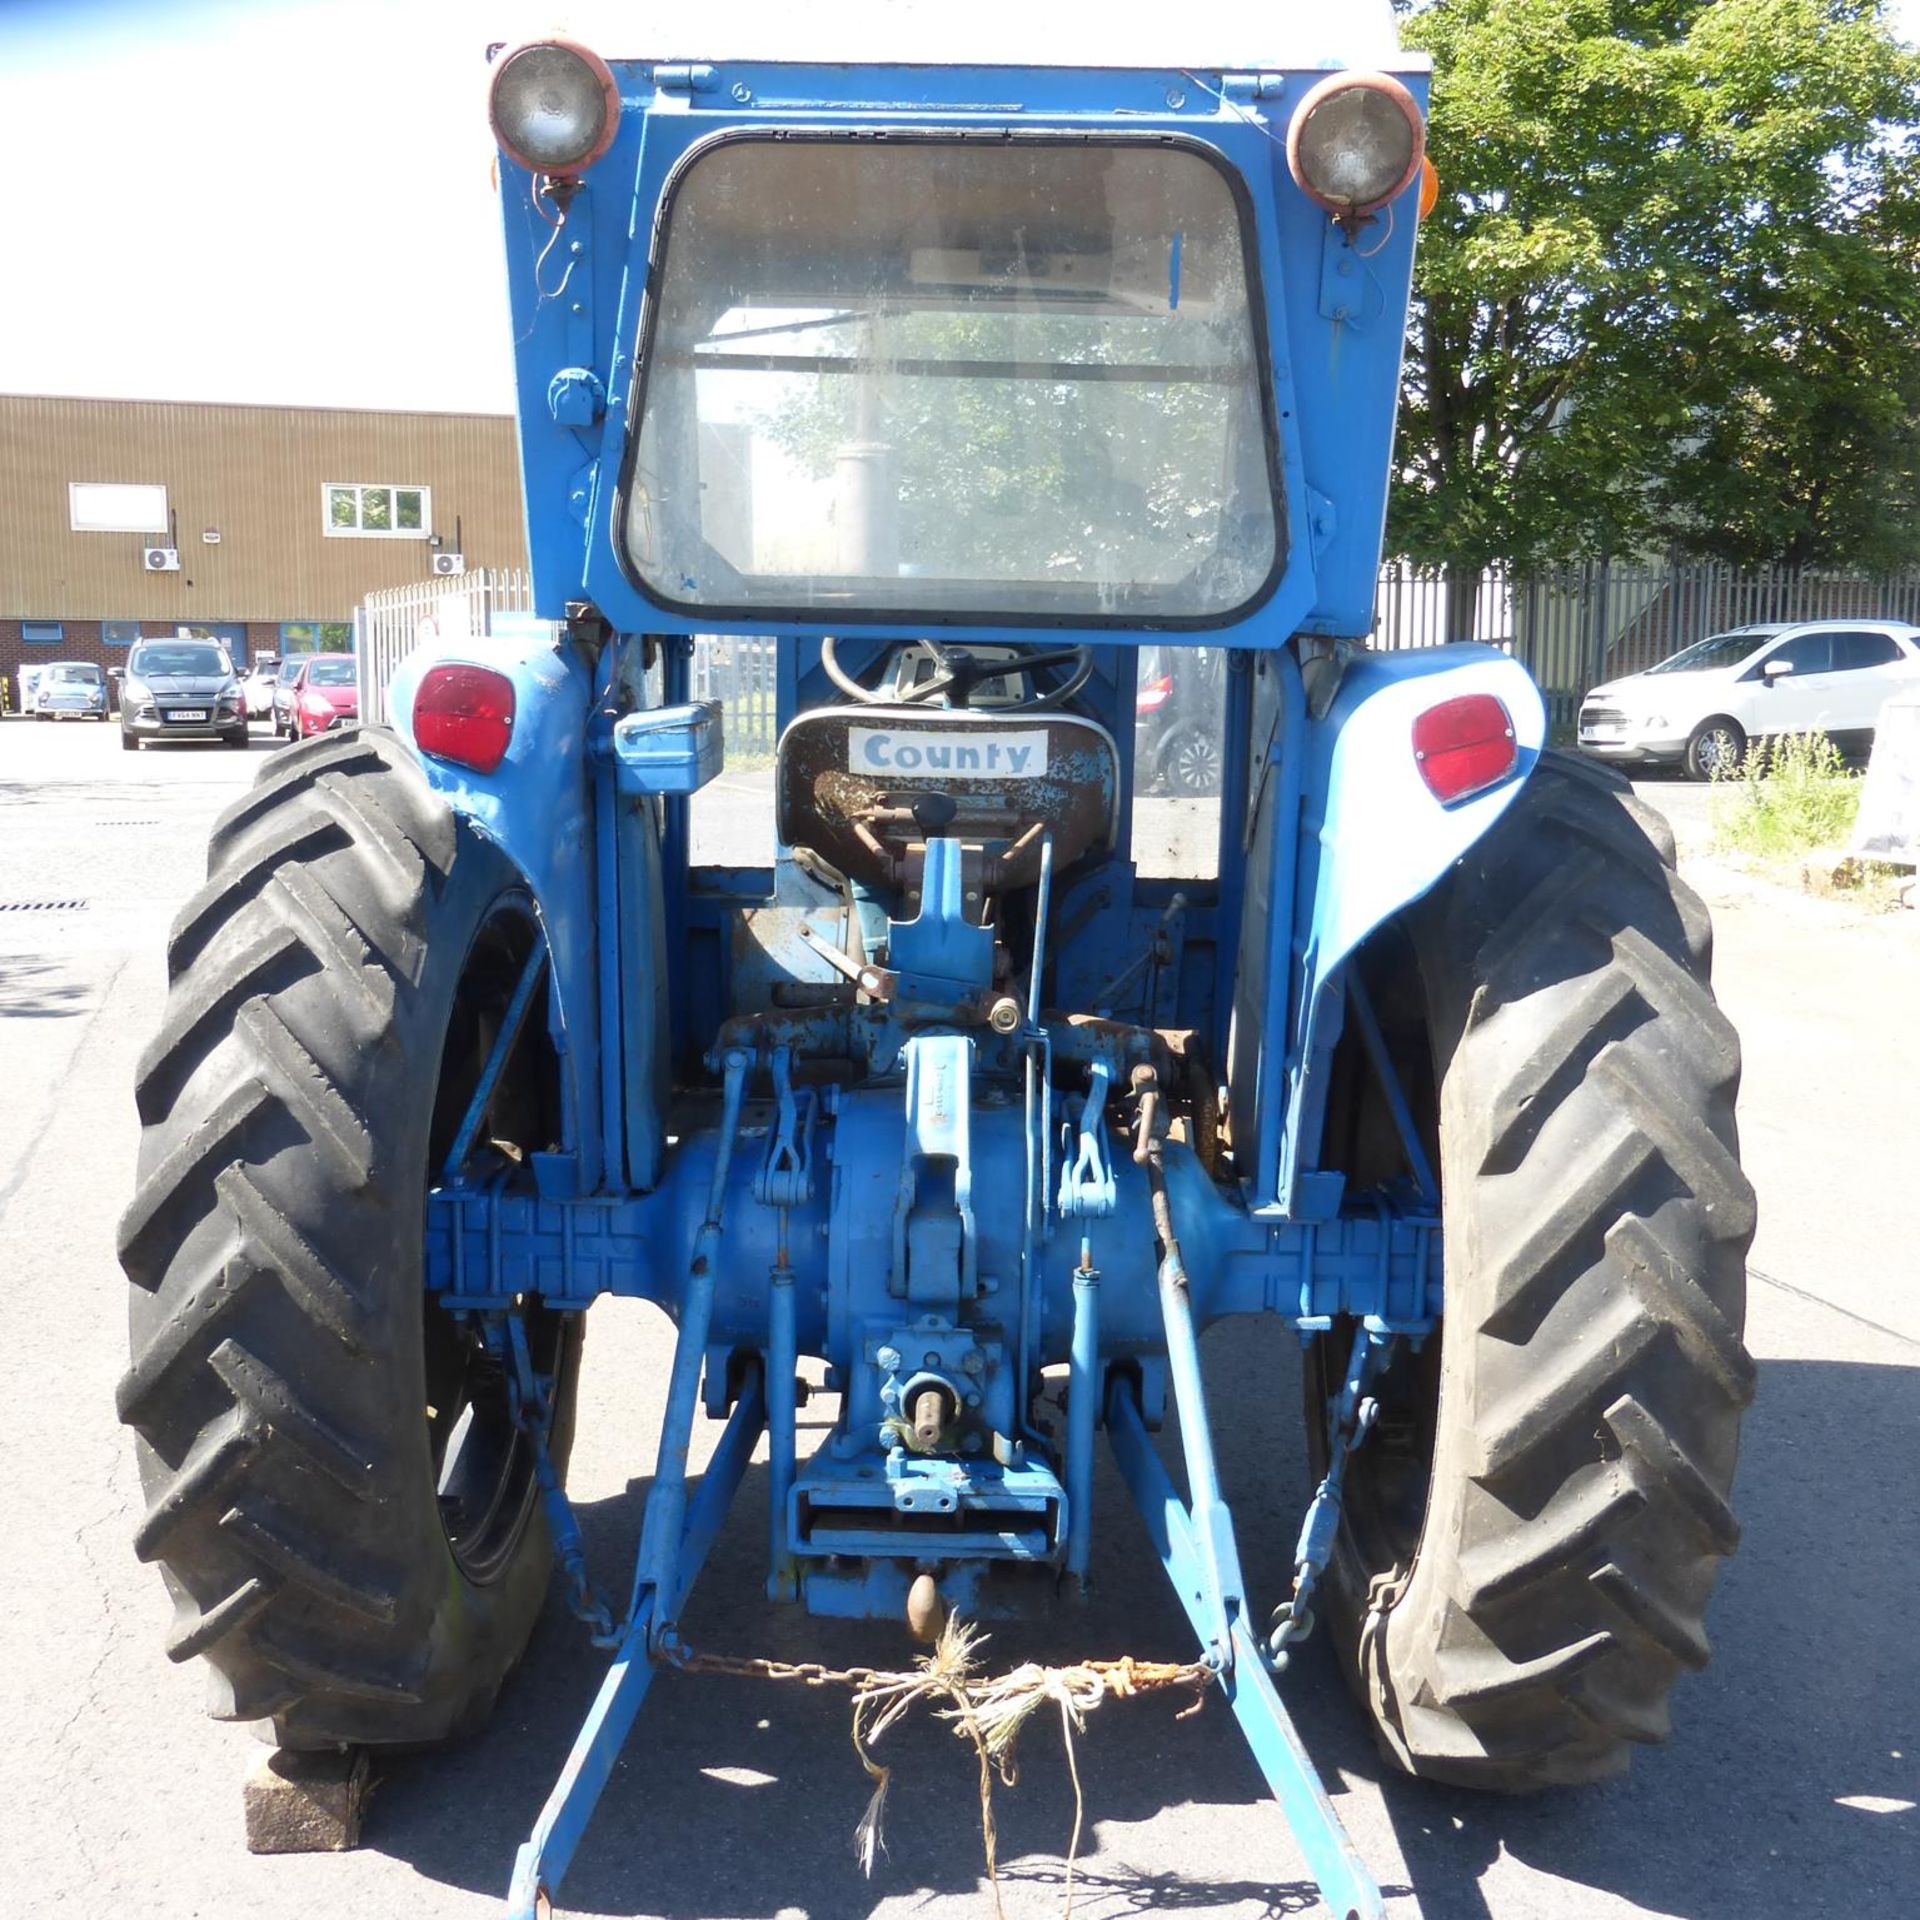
xmin=422 ymin=899 xmax=565 ymax=1584
xmin=1697 ymin=727 xmax=1738 ymax=776
xmin=1169 ymin=732 xmax=1222 ymax=796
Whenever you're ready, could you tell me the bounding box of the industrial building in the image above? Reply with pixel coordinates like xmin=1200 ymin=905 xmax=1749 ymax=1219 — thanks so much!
xmin=0 ymin=393 xmax=527 ymax=705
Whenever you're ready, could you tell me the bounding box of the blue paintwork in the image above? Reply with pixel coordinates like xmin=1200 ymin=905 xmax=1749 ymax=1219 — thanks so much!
xmin=419 ymin=31 xmax=1580 ymax=1920
xmin=497 ymin=59 xmax=1427 ymax=652
xmin=608 ymin=701 xmax=724 ymax=796
xmin=506 ymin=1368 xmax=766 ymax=1920
xmin=387 ymin=631 xmax=607 ymax=1191
xmin=427 ymin=1111 xmax=1440 ymax=1340
xmin=1108 ymin=1384 xmax=1384 ymax=1920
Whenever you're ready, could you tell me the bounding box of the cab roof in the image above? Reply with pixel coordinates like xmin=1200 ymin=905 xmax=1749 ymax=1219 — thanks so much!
xmin=583 ymin=0 xmax=1413 ymax=72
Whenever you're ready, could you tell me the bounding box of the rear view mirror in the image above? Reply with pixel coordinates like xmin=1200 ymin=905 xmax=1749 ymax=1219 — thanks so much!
xmin=1762 ymin=658 xmax=1796 ymax=678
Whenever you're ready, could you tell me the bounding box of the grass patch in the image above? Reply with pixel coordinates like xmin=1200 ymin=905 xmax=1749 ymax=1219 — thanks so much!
xmin=1710 ymin=730 xmax=1861 ymax=859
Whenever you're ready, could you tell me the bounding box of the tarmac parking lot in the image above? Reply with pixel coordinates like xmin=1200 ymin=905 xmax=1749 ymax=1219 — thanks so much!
xmin=1 ymin=715 xmax=1915 ymax=1920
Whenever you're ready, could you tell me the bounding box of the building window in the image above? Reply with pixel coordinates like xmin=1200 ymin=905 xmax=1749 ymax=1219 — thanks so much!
xmin=69 ymin=482 xmax=168 ymax=533
xmin=22 ymin=622 xmax=64 ymax=645
xmin=281 ymin=622 xmax=353 ymax=654
xmin=324 ymin=484 xmax=428 ymax=538
xmin=102 ymin=620 xmax=140 ymax=648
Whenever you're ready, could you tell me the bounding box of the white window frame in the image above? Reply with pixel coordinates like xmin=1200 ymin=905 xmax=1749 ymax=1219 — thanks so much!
xmin=323 ymin=482 xmax=431 ymax=539
xmin=69 ymin=481 xmax=169 ymax=533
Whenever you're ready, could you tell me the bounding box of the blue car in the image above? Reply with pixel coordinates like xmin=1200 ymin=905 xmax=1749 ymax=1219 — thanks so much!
xmin=33 ymin=660 xmax=109 ymax=721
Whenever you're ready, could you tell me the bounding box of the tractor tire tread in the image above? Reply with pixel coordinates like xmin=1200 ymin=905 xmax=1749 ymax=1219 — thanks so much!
xmin=1359 ymin=750 xmax=1753 ymax=1791
xmin=118 ymin=727 xmax=557 ymax=1747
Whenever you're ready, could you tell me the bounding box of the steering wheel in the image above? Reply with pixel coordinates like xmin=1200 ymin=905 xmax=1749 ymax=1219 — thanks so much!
xmin=820 ymin=636 xmax=1095 ymax=713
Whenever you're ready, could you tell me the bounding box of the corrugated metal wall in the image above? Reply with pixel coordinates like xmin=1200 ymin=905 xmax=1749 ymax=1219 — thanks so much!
xmin=0 ymin=393 xmax=528 ymax=622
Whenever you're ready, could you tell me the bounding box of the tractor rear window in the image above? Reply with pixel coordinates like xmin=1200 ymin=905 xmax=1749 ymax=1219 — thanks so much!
xmin=625 ymin=136 xmax=1280 ymax=624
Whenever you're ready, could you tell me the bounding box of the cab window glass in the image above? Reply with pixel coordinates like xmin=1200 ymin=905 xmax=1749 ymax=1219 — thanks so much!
xmin=628 ymin=137 xmax=1278 ymax=623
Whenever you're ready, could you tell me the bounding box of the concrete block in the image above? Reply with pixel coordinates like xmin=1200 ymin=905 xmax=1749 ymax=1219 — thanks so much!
xmin=242 ymin=1745 xmax=369 ymax=1854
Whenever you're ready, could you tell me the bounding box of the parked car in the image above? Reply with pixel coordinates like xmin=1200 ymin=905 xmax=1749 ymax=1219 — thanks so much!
xmin=1578 ymin=619 xmax=1920 ymax=780
xmin=241 ymin=652 xmax=281 ymax=722
xmin=1135 ymin=645 xmax=1226 ymax=796
xmin=284 ymin=652 xmax=360 ymax=739
xmin=118 ymin=638 xmax=248 ymax=750
xmin=270 ymin=656 xmax=309 ymax=736
xmin=32 ymin=660 xmax=110 ymax=721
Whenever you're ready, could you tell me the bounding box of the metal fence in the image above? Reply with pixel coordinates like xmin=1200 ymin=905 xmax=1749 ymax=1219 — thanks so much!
xmin=355 ymin=569 xmax=534 ymax=726
xmin=691 ymin=637 xmax=780 ymax=759
xmin=362 ymin=560 xmax=1920 ymax=743
xmin=1375 ymin=560 xmax=1920 ymax=726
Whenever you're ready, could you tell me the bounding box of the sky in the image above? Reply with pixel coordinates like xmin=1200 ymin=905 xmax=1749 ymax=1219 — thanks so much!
xmin=0 ymin=0 xmax=1916 ymax=418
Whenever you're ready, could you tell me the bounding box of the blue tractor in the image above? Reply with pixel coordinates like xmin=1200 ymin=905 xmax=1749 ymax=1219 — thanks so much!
xmin=118 ymin=12 xmax=1755 ymax=1917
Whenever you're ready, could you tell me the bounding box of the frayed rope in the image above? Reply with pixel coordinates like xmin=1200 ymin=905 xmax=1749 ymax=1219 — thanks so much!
xmin=674 ymin=1619 xmax=1212 ymax=1919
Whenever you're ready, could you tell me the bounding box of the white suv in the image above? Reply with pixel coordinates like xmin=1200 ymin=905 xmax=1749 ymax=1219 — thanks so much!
xmin=1578 ymin=619 xmax=1920 ymax=780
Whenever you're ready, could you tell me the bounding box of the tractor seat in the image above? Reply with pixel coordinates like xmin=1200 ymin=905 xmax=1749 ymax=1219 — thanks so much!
xmin=775 ymin=705 xmax=1119 ymax=898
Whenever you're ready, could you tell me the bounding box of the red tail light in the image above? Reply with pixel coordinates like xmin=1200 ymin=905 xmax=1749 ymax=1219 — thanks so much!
xmin=1137 ymin=673 xmax=1173 ymax=713
xmin=1412 ymin=694 xmax=1516 ymax=803
xmin=414 ymin=664 xmax=515 ymax=774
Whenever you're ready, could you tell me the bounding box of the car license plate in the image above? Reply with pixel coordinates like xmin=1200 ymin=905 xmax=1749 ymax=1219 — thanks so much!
xmin=167 ymin=709 xmax=209 ymax=722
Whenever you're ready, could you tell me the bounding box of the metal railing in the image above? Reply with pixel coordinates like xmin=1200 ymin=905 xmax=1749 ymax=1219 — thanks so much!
xmin=1374 ymin=559 xmax=1920 ymax=725
xmin=355 ymin=569 xmax=535 ymax=726
xmin=361 ymin=561 xmax=1920 ymax=742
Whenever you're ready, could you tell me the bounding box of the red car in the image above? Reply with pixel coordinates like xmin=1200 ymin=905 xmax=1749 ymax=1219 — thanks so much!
xmin=282 ymin=652 xmax=360 ymax=739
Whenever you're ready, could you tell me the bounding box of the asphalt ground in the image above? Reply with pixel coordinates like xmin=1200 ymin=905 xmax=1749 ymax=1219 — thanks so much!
xmin=1 ymin=717 xmax=1914 ymax=1920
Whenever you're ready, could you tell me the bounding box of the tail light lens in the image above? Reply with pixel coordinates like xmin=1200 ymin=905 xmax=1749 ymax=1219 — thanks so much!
xmin=1412 ymin=694 xmax=1517 ymax=803
xmin=414 ymin=664 xmax=515 ymax=775
xmin=1137 ymin=673 xmax=1173 ymax=713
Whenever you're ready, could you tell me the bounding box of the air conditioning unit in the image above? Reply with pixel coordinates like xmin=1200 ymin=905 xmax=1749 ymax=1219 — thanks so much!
xmin=431 ymin=552 xmax=467 ymax=577
xmin=143 ymin=546 xmax=180 ymax=572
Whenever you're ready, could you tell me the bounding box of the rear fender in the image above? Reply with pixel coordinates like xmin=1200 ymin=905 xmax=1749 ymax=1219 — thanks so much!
xmin=1273 ymin=643 xmax=1547 ymax=1214
xmin=387 ymin=630 xmax=607 ymax=1190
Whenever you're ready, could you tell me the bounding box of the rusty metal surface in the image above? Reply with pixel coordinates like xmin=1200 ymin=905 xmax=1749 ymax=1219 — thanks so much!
xmin=775 ymin=705 xmax=1119 ymax=897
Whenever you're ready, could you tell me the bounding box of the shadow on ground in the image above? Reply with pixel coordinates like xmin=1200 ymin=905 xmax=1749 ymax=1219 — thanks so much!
xmin=364 ymin=1331 xmax=1917 ymax=1919
xmin=0 ymin=955 xmax=90 ymax=1018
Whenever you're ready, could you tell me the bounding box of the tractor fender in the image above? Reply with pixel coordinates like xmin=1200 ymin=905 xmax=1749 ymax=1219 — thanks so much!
xmin=387 ymin=632 xmax=606 ymax=1187
xmin=1299 ymin=642 xmax=1548 ymax=983
xmin=1278 ymin=642 xmax=1547 ymax=1213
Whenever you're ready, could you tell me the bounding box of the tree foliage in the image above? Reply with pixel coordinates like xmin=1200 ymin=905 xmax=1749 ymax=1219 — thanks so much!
xmin=1391 ymin=0 xmax=1920 ymax=575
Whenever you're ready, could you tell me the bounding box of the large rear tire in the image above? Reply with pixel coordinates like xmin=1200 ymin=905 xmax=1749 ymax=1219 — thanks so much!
xmin=1308 ymin=751 xmax=1754 ymax=1789
xmin=117 ymin=729 xmax=578 ymax=1748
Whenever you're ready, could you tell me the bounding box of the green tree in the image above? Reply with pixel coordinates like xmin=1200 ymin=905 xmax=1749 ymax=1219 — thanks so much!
xmin=1391 ymin=0 xmax=1920 ymax=605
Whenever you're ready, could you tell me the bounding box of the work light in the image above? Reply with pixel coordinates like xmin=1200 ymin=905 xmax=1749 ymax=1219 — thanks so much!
xmin=488 ymin=40 xmax=621 ymax=178
xmin=1286 ymin=72 xmax=1425 ymax=220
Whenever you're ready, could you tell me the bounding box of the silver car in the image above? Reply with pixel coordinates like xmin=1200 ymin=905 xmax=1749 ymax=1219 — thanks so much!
xmin=119 ymin=639 xmax=249 ymax=751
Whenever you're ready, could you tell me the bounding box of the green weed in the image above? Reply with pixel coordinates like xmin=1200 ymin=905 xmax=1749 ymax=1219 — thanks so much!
xmin=1710 ymin=729 xmax=1861 ymax=858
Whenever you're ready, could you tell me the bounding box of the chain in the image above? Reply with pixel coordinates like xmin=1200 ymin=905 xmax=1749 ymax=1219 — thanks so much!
xmin=497 ymin=1314 xmax=623 ymax=1647
xmin=1268 ymin=1328 xmax=1392 ymax=1670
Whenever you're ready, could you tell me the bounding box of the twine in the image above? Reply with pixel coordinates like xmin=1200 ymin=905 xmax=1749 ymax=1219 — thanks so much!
xmin=672 ymin=1620 xmax=1213 ymax=1919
